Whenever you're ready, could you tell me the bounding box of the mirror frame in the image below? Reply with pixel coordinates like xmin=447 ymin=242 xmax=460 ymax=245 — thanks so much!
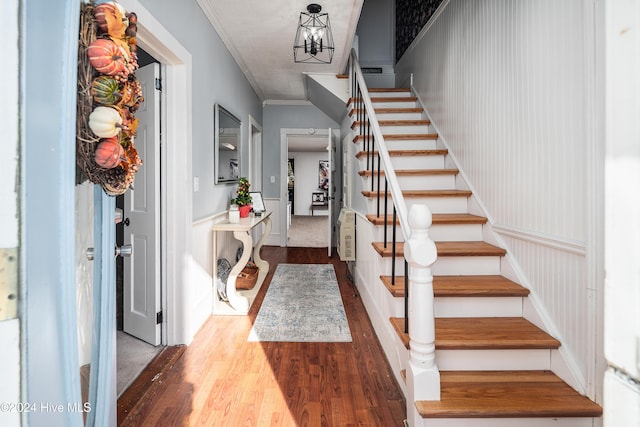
xmin=214 ymin=104 xmax=242 ymax=184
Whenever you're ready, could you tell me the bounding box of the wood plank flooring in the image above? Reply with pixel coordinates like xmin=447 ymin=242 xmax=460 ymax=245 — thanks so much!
xmin=118 ymin=246 xmax=406 ymax=427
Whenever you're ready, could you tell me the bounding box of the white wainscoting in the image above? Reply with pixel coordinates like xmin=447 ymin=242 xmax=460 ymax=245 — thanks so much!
xmin=188 ymin=212 xmax=243 ymax=338
xmin=190 ymin=205 xmax=280 ymax=332
xmin=264 ymin=198 xmax=281 ymax=246
xmin=395 ymin=0 xmax=602 ymax=397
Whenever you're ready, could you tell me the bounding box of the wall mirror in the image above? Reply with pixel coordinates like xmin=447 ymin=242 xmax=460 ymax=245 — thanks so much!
xmin=214 ymin=104 xmax=241 ymax=183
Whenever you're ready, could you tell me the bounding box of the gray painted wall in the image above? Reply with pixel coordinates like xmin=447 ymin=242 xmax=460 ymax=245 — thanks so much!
xmin=355 ymin=0 xmax=395 ymax=67
xmin=137 ymin=0 xmax=263 ymax=220
xmin=262 ymin=105 xmax=340 ymax=199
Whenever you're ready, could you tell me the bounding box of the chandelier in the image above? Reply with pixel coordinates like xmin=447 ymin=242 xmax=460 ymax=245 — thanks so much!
xmin=293 ymin=4 xmax=335 ymax=64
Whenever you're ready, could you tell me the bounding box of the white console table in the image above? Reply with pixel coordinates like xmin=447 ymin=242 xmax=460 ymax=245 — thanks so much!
xmin=212 ymin=211 xmax=272 ymax=315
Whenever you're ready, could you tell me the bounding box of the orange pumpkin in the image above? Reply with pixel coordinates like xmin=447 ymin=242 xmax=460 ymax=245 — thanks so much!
xmin=94 ymin=136 xmax=124 ymax=169
xmin=93 ymin=2 xmax=128 ymax=37
xmin=87 ymin=39 xmax=126 ymax=76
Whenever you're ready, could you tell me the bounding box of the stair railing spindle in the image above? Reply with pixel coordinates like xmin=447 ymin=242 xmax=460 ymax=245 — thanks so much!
xmin=404 ymin=259 xmax=408 ymax=333
xmin=383 ymin=178 xmax=388 ymax=247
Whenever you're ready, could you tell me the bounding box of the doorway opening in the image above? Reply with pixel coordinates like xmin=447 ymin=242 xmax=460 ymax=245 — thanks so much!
xmin=282 ymin=130 xmax=331 ymax=249
xmin=115 ymin=47 xmax=164 ymax=396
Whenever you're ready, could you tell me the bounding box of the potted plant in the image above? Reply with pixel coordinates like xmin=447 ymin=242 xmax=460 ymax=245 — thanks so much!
xmin=231 ymin=177 xmax=253 ymax=218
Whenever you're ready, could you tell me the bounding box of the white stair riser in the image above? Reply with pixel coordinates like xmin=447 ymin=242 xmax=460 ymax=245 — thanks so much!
xmin=379 ymin=125 xmax=432 ymax=134
xmin=407 ymin=197 xmax=469 ymax=214
xmin=353 ymin=123 xmax=431 ymax=134
xmin=411 ymin=416 xmax=596 ymax=427
xmin=372 ymin=223 xmax=483 ymax=243
xmin=388 ymin=295 xmax=523 ymax=319
xmin=372 ymin=100 xmax=418 ymax=109
xmin=430 ymin=224 xmax=483 ymax=241
xmin=362 ymin=173 xmax=457 ymax=191
xmin=435 ymin=296 xmax=523 ymax=317
xmin=357 ymin=153 xmax=445 ymax=170
xmin=365 ymin=196 xmax=468 ymax=215
xmin=355 ymin=139 xmax=439 ymax=153
xmin=369 ymin=91 xmax=413 ymax=98
xmin=435 ymin=349 xmax=551 ymax=371
xmin=432 ymin=256 xmax=503 ymax=275
xmin=380 ymin=255 xmax=502 ymax=276
xmin=354 ymin=139 xmax=439 ymax=153
xmin=375 ymin=111 xmax=424 ymax=120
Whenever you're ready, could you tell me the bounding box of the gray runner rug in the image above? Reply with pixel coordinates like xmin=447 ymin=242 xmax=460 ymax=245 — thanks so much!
xmin=248 ymin=264 xmax=352 ymax=342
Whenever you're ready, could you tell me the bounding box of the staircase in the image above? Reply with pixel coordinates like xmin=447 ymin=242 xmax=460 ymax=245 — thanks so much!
xmin=348 ymin=87 xmax=602 ymax=427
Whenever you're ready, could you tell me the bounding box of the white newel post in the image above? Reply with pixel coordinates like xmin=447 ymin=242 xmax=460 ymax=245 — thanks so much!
xmin=404 ymin=204 xmax=440 ymax=412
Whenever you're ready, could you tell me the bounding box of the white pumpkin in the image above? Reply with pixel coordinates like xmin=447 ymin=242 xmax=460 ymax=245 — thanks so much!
xmin=89 ymin=106 xmax=122 ymax=138
xmin=104 ymin=1 xmax=129 ymax=27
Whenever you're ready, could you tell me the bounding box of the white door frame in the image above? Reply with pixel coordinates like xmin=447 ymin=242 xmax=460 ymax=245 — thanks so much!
xmin=248 ymin=115 xmax=263 ymax=192
xmin=120 ymin=0 xmax=193 ymax=346
xmin=279 ymin=127 xmax=330 ymax=247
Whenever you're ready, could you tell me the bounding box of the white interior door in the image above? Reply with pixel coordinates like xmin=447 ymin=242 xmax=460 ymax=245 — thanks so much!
xmin=327 ymin=129 xmax=334 ymax=257
xmin=123 ymin=63 xmax=161 ymax=345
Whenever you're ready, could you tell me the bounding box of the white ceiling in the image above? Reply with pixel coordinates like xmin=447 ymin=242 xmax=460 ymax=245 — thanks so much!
xmin=196 ymin=0 xmax=363 ymax=102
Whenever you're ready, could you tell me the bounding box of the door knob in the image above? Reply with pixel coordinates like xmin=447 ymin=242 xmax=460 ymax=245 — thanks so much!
xmin=115 ymin=244 xmax=133 ymax=258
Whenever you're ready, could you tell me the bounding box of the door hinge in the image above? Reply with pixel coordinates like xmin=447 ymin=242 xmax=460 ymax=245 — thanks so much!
xmin=0 ymin=248 xmax=18 ymax=321
xmin=156 ymin=311 xmax=163 ymax=324
xmin=155 ymin=78 xmax=162 ymax=91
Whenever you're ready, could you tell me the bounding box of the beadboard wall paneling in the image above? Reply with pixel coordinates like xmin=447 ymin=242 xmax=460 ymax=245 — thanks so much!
xmin=395 ymin=0 xmax=597 ymax=391
xmin=397 ymin=0 xmax=587 ymax=240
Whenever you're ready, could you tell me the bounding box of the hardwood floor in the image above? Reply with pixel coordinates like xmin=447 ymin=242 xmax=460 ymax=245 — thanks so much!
xmin=119 ymin=246 xmax=406 ymax=426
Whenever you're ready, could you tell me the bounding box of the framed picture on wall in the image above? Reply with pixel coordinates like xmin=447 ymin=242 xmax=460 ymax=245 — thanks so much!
xmin=319 ymin=160 xmax=329 ymax=190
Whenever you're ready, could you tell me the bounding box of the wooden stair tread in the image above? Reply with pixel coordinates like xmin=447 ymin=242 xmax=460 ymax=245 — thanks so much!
xmin=372 ymin=241 xmax=507 ymax=257
xmin=367 ymin=213 xmax=486 ymax=225
xmin=353 ymin=133 xmax=438 ymax=142
xmin=416 ymin=370 xmax=602 ymax=418
xmin=356 ymin=149 xmax=448 ymax=159
xmin=380 ymin=275 xmax=529 ymax=298
xmin=349 ymin=107 xmax=423 ymax=116
xmin=359 ymin=169 xmax=459 ymax=177
xmin=352 ymin=119 xmax=431 ymax=129
xmin=435 ymin=317 xmax=561 ymax=349
xmin=362 ymin=189 xmax=472 ymax=199
xmin=390 ymin=317 xmax=561 ymax=350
